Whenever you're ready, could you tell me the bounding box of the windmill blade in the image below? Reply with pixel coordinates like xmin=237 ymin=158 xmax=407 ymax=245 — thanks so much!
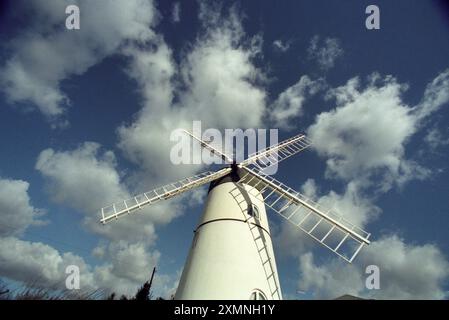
xmin=240 ymin=133 xmax=311 ymax=171
xmin=239 ymin=167 xmax=370 ymax=263
xmin=182 ymin=129 xmax=234 ymax=164
xmin=100 ymin=167 xmax=231 ymax=224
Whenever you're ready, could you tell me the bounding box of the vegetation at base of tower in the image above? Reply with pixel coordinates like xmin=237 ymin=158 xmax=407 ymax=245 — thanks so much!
xmin=0 ymin=279 xmax=105 ymax=300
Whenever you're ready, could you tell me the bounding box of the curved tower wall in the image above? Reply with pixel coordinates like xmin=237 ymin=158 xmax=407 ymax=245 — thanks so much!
xmin=175 ymin=181 xmax=282 ymax=300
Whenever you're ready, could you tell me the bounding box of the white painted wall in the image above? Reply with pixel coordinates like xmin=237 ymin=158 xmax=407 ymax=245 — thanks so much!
xmin=175 ymin=181 xmax=282 ymax=300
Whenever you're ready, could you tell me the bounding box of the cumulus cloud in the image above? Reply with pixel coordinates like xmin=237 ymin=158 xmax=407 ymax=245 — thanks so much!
xmin=35 ymin=142 xmax=186 ymax=242
xmin=0 ymin=234 xmax=177 ymax=297
xmin=34 ymin=141 xmax=188 ymax=296
xmin=180 ymin=4 xmax=266 ymax=129
xmin=308 ymin=73 xmax=431 ymax=191
xmin=36 ymin=142 xmax=127 ymax=213
xmin=298 ymin=235 xmax=449 ymax=299
xmin=92 ymin=240 xmax=159 ymax=296
xmin=117 ymin=39 xmax=187 ymax=179
xmin=298 ymin=252 xmax=364 ymax=298
xmin=0 ymin=176 xmax=96 ymax=293
xmin=0 ymin=0 xmax=156 ymax=124
xmin=307 ymin=70 xmax=449 ymax=191
xmin=118 ymin=3 xmax=266 ymax=180
xmin=98 ymin=241 xmax=159 ymax=283
xmin=0 ymin=178 xmax=46 ymax=237
xmin=270 ymin=76 xmax=324 ymax=129
xmin=0 ymin=236 xmax=95 ymax=290
xmin=304 ymin=179 xmax=379 ymax=228
xmin=0 ymin=232 xmax=174 ymax=297
xmin=307 ymin=35 xmax=343 ymax=71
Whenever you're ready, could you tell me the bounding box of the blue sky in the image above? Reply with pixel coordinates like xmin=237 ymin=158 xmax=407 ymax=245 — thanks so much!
xmin=0 ymin=0 xmax=448 ymax=299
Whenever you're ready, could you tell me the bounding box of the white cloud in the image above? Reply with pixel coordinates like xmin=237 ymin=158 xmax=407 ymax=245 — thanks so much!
xmin=0 ymin=176 xmax=95 ymax=292
xmin=99 ymin=241 xmax=159 ymax=283
xmin=307 ymin=35 xmax=343 ymax=71
xmin=414 ymin=68 xmax=449 ymax=120
xmin=35 ymin=142 xmax=127 ymax=214
xmin=118 ymin=3 xmax=266 ymax=180
xmin=34 ymin=141 xmax=189 ymax=296
xmin=298 ymin=252 xmax=363 ymax=298
xmin=92 ymin=241 xmax=160 ymax=296
xmin=298 ymin=235 xmax=449 ymax=299
xmin=306 ymin=179 xmax=380 ymax=228
xmin=0 ymin=0 xmax=156 ymax=123
xmin=35 ymin=142 xmax=186 ymax=243
xmin=0 ymin=236 xmax=95 ymax=291
xmin=308 ymin=74 xmax=418 ymax=190
xmin=179 ymin=11 xmax=266 ymax=129
xmin=117 ymin=39 xmax=189 ymax=180
xmin=362 ymin=236 xmax=449 ymax=299
xmin=273 ymin=39 xmax=291 ymax=52
xmin=172 ymin=2 xmax=181 ymax=23
xmin=0 ymin=178 xmax=46 ymax=237
xmin=308 ymin=70 xmax=449 ymax=191
xmin=178 ymin=2 xmax=266 ymax=130
xmin=270 ymin=76 xmax=324 ymax=129
xmin=0 ymin=234 xmax=176 ymax=297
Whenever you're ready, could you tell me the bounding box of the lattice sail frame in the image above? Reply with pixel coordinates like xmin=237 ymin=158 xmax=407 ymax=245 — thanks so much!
xmin=100 ymin=168 xmax=231 ymax=224
xmin=241 ymin=133 xmax=312 ymax=172
xmin=238 ymin=166 xmax=370 ymax=263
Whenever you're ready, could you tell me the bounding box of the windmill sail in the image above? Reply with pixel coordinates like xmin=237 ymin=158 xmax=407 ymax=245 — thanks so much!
xmin=99 ymin=128 xmax=371 ymax=264
xmin=241 ymin=133 xmax=312 ymax=171
xmin=100 ymin=167 xmax=231 ymax=224
xmin=239 ymin=166 xmax=370 ymax=263
xmin=182 ymin=129 xmax=233 ymax=163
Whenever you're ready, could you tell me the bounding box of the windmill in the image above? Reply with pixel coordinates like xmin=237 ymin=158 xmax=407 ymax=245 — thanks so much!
xmin=99 ymin=130 xmax=371 ymax=300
